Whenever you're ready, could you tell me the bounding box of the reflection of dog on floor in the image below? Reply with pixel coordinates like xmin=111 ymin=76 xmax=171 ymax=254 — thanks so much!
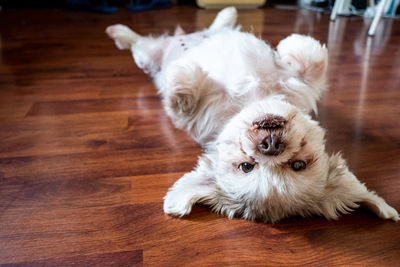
xmin=106 ymin=7 xmax=398 ymax=223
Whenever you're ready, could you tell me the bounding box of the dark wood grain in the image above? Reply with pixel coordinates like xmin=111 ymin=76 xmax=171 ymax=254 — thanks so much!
xmin=1 ymin=250 xmax=143 ymax=267
xmin=0 ymin=5 xmax=399 ymax=266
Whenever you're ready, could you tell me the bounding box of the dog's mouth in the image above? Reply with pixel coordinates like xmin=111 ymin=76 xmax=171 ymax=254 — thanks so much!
xmin=252 ymin=114 xmax=286 ymax=130
xmin=246 ymin=114 xmax=289 ymax=156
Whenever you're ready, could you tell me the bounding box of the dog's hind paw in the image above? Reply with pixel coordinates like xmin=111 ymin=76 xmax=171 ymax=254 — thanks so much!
xmin=208 ymin=6 xmax=238 ymax=31
xmin=106 ymin=24 xmax=141 ymax=50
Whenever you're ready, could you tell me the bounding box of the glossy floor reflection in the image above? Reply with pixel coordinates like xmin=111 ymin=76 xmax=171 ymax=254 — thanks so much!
xmin=0 ymin=6 xmax=399 ymax=266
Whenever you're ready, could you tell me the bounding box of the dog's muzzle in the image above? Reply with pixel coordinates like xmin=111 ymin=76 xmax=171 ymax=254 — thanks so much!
xmin=253 ymin=114 xmax=286 ymax=156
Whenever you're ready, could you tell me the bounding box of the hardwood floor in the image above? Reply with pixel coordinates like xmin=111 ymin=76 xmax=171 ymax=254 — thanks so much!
xmin=1 ymin=5 xmax=399 ymax=266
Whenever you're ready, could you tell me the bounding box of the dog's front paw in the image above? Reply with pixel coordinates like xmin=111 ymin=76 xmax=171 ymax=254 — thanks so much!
xmin=277 ymin=34 xmax=327 ymax=83
xmin=163 ymin=190 xmax=194 ymax=217
xmin=378 ymin=205 xmax=399 ymax=222
xmin=164 ymin=64 xmax=206 ymax=117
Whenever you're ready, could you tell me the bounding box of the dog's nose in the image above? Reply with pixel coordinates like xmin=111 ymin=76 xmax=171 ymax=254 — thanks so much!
xmin=257 ymin=134 xmax=285 ymax=156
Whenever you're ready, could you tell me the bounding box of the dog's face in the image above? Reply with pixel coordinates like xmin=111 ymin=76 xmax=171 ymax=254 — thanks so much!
xmin=207 ymin=96 xmax=331 ymax=221
xmin=164 ymin=95 xmax=399 ymax=222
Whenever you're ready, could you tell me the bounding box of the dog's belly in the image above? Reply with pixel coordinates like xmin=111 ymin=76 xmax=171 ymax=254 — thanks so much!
xmin=162 ymin=28 xmax=280 ymax=98
xmin=162 ymin=30 xmax=211 ymax=68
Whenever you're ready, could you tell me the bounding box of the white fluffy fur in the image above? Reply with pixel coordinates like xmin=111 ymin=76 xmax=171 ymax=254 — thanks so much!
xmin=106 ymin=8 xmax=399 ymax=223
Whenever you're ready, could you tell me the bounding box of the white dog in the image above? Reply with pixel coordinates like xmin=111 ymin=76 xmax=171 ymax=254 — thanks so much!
xmin=106 ymin=7 xmax=399 ymax=223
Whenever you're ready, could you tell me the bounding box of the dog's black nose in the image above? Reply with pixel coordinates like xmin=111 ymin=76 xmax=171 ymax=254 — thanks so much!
xmin=257 ymin=134 xmax=285 ymax=156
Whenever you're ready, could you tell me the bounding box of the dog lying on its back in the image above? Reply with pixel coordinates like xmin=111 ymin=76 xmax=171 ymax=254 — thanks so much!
xmin=106 ymin=7 xmax=399 ymax=223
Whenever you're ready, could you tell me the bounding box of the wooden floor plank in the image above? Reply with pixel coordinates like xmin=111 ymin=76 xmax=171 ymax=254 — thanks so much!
xmin=2 ymin=250 xmax=143 ymax=267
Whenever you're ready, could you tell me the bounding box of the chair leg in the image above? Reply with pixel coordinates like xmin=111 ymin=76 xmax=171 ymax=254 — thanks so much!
xmin=368 ymin=0 xmax=389 ymax=36
xmin=330 ymin=0 xmax=352 ymax=21
xmin=330 ymin=0 xmax=341 ymax=21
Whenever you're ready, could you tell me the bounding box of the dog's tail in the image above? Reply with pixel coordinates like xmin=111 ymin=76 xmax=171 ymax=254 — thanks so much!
xmin=208 ymin=7 xmax=238 ymax=31
xmin=106 ymin=24 xmax=142 ymax=50
xmin=277 ymin=34 xmax=328 ymax=90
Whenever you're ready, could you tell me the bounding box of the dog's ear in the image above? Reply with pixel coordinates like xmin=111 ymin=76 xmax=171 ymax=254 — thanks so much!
xmin=319 ymin=154 xmax=399 ymax=221
xmin=164 ymin=155 xmax=218 ymax=217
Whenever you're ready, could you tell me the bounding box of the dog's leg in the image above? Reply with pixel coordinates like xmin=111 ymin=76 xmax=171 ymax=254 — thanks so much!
xmin=164 ymin=156 xmax=217 ymax=217
xmin=106 ymin=7 xmax=237 ymax=75
xmin=277 ymin=34 xmax=328 ymax=87
xmin=163 ymin=63 xmax=208 ymax=116
xmin=106 ymin=24 xmax=169 ymax=76
xmin=208 ymin=6 xmax=238 ymax=31
xmin=105 ymin=24 xmax=142 ymax=50
xmin=320 ymin=154 xmax=399 ymax=221
xmin=276 ymin=34 xmax=328 ymax=113
xmin=162 ymin=60 xmax=228 ymax=143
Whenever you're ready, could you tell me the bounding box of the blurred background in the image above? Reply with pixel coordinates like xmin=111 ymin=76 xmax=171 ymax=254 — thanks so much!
xmin=0 ymin=0 xmax=398 ymax=15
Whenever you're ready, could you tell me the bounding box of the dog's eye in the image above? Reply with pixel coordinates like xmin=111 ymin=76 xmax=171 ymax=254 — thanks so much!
xmin=240 ymin=162 xmax=254 ymax=173
xmin=291 ymin=161 xmax=306 ymax=171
